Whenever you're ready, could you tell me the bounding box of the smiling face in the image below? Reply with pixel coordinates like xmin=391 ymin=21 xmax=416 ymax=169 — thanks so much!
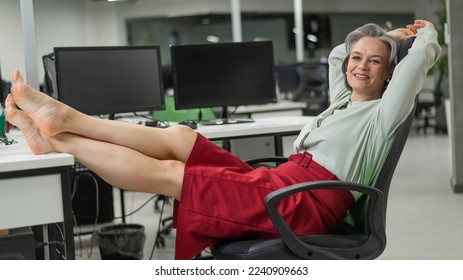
xmin=346 ymin=36 xmax=391 ymax=101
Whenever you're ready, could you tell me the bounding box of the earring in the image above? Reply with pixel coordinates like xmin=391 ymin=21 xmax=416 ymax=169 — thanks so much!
xmin=386 ymin=78 xmax=391 ymax=83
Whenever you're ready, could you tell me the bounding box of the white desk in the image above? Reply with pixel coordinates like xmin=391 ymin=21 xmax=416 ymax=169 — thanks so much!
xmin=218 ymin=102 xmax=308 ymax=158
xmin=119 ymin=115 xmax=313 ymax=156
xmin=197 ymin=115 xmax=311 ymax=139
xmin=196 ymin=116 xmax=313 ymax=156
xmin=0 ymin=129 xmax=75 ymax=259
xmin=232 ymin=100 xmax=307 ymax=118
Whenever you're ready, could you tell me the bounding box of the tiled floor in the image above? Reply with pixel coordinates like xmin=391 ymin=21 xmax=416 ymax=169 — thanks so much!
xmin=74 ymin=193 xmax=177 ymax=260
xmin=379 ymin=129 xmax=463 ymax=259
xmin=75 ymin=124 xmax=463 ymax=260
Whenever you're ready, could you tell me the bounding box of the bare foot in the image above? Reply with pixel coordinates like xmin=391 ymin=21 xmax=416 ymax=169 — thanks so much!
xmin=10 ymin=71 xmax=72 ymax=137
xmin=4 ymin=94 xmax=56 ymax=154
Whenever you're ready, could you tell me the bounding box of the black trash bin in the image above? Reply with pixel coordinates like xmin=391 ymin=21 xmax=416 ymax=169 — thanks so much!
xmin=95 ymin=224 xmax=146 ymax=260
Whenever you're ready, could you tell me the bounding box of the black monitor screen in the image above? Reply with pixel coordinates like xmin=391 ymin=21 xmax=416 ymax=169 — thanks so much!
xmin=54 ymin=46 xmax=165 ymax=116
xmin=171 ymin=41 xmax=277 ymax=115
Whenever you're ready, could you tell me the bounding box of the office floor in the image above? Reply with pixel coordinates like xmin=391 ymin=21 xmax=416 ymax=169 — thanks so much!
xmin=74 ymin=123 xmax=463 ymax=260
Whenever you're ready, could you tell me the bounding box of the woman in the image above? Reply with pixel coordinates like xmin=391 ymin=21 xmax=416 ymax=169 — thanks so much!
xmin=5 ymin=20 xmax=440 ymax=259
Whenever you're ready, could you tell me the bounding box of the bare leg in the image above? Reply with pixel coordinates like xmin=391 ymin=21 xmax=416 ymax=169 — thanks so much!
xmin=9 ymin=71 xmax=197 ymax=161
xmin=53 ymin=133 xmax=184 ymax=199
xmin=5 ymin=94 xmax=183 ymax=199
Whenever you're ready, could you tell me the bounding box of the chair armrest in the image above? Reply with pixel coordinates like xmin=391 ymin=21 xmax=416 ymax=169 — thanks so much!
xmin=264 ymin=180 xmax=385 ymax=259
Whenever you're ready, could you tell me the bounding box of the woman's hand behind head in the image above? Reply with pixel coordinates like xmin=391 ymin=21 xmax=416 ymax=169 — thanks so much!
xmin=413 ymin=19 xmax=435 ymax=31
xmin=386 ymin=20 xmax=436 ymax=41
xmin=386 ymin=27 xmax=416 ymax=41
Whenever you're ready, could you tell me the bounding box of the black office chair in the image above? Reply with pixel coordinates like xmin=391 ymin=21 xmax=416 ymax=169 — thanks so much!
xmin=210 ymin=101 xmax=416 ymax=260
xmin=210 ymin=37 xmax=417 ymax=260
xmin=292 ymin=63 xmax=329 ymax=116
xmin=42 ymin=52 xmax=58 ymax=99
xmin=274 ymin=64 xmax=299 ymax=100
xmin=415 ymin=70 xmax=446 ymax=134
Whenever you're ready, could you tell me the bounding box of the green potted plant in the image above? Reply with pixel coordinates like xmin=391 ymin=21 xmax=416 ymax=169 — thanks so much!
xmin=422 ymin=0 xmax=449 ymax=133
xmin=429 ymin=0 xmax=448 ymax=77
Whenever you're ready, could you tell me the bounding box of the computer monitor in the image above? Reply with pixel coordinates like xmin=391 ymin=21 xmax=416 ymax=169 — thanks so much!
xmin=54 ymin=46 xmax=165 ymax=118
xmin=170 ymin=41 xmax=277 ymax=125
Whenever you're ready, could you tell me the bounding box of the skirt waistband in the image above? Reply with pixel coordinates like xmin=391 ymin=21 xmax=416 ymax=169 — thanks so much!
xmin=288 ymin=152 xmax=337 ymax=180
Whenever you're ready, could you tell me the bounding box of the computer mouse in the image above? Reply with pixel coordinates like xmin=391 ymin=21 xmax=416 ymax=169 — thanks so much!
xmin=178 ymin=120 xmax=197 ymax=129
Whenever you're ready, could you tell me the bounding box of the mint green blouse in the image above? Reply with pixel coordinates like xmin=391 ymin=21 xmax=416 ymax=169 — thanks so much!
xmin=293 ymin=26 xmax=441 ymax=200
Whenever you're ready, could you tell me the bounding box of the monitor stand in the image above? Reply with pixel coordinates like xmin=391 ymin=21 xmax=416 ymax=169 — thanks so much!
xmin=202 ymin=106 xmax=254 ymax=126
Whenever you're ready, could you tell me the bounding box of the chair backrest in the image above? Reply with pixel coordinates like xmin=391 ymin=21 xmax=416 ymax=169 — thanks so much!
xmin=348 ymin=97 xmax=417 ymax=234
xmin=375 ymin=36 xmax=417 ymax=206
xmin=42 ymin=53 xmax=58 ymax=99
xmin=347 ymin=36 xmax=418 ymax=231
xmin=274 ymin=64 xmax=299 ymax=94
xmin=294 ymin=63 xmax=329 ymax=96
xmin=375 ymin=101 xmax=417 ymax=206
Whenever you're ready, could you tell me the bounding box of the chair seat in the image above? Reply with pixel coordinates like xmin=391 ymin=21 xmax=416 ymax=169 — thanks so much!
xmin=211 ymin=234 xmax=369 ymax=260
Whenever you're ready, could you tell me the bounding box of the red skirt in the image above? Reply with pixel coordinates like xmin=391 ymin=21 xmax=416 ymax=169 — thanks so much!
xmin=173 ymin=134 xmax=354 ymax=260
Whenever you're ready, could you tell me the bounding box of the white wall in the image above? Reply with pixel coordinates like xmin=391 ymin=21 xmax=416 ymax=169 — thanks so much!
xmin=0 ymin=0 xmax=121 ymax=83
xmin=0 ymin=0 xmax=26 ymax=82
xmin=113 ymin=0 xmax=415 ymax=16
xmin=0 ymin=0 xmax=85 ymax=83
xmin=0 ymin=0 xmax=421 ymax=85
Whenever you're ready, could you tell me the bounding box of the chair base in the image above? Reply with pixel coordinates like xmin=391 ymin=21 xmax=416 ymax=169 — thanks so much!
xmin=415 ymin=104 xmax=447 ymax=134
xmin=210 ymin=234 xmax=370 ymax=260
xmin=415 ymin=116 xmax=447 ymax=134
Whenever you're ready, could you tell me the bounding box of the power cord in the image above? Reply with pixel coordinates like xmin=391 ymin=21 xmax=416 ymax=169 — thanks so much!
xmin=34 ymin=223 xmax=67 ymax=259
xmin=71 ymin=171 xmax=99 ymax=259
xmin=149 ymin=195 xmax=172 ymax=259
xmin=70 ymin=162 xmax=169 ymax=259
xmin=112 ymin=194 xmax=158 ymax=220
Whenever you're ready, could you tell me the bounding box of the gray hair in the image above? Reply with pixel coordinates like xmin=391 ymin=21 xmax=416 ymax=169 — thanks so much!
xmin=342 ymin=23 xmax=399 ymax=93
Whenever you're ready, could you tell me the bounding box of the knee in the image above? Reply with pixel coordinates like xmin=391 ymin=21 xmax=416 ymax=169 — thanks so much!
xmin=164 ymin=125 xmax=198 ymax=158
xmin=166 ymin=124 xmax=197 ymax=139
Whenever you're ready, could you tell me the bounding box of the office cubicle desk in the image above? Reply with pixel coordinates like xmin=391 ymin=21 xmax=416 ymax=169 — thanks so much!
xmin=221 ymin=101 xmax=308 ymax=158
xmin=0 ymin=129 xmax=75 ymax=259
xmin=230 ymin=100 xmax=307 ymax=119
xmin=196 ymin=116 xmax=313 ymax=156
xmin=120 ymin=115 xmax=314 ymax=156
